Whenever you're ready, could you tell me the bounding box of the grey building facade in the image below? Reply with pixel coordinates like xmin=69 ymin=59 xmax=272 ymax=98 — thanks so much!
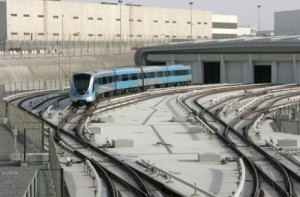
xmin=135 ymin=36 xmax=300 ymax=84
xmin=275 ymin=10 xmax=300 ymax=36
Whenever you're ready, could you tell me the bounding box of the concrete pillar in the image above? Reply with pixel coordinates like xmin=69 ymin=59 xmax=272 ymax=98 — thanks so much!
xmin=220 ymin=54 xmax=226 ymax=83
xmin=271 ymin=61 xmax=278 ymax=84
xmin=198 ymin=54 xmax=204 ymax=84
xmin=243 ymin=61 xmax=250 ymax=83
xmin=293 ymin=54 xmax=298 ymax=83
xmin=249 ymin=54 xmax=253 ymax=83
xmin=171 ymin=54 xmax=175 ymax=64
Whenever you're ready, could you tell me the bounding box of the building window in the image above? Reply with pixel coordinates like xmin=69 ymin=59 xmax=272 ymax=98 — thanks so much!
xmin=187 ymin=22 xmax=191 ymax=24
xmin=197 ymin=36 xmax=201 ymax=38
xmin=172 ymin=36 xmax=177 ymax=38
xmin=23 ymin=14 xmax=30 ymax=17
xmin=137 ymin=19 xmax=142 ymax=22
xmin=88 ymin=17 xmax=93 ymax=20
xmin=24 ymin=33 xmax=30 ymax=36
xmin=97 ymin=17 xmax=102 ymax=20
xmin=10 ymin=14 xmax=17 ymax=17
xmin=38 ymin=15 xmax=44 ymax=18
xmin=197 ymin=22 xmax=201 ymax=24
xmin=153 ymin=20 xmax=158 ymax=23
xmin=129 ymin=19 xmax=134 ymax=22
xmin=38 ymin=33 xmax=44 ymax=36
xmin=129 ymin=34 xmax=134 ymax=37
xmin=97 ymin=34 xmax=103 ymax=37
xmin=116 ymin=18 xmax=120 ymax=21
xmin=11 ymin=32 xmax=18 ymax=35
xmin=165 ymin=21 xmax=169 ymax=23
xmin=172 ymin=21 xmax=176 ymax=24
xmin=88 ymin=34 xmax=93 ymax=36
xmin=204 ymin=22 xmax=207 ymax=25
xmin=53 ymin=33 xmax=59 ymax=36
xmin=73 ymin=16 xmax=79 ymax=19
xmin=165 ymin=35 xmax=170 ymax=38
xmin=153 ymin=35 xmax=158 ymax=38
xmin=116 ymin=34 xmax=120 ymax=37
xmin=137 ymin=35 xmax=142 ymax=37
xmin=53 ymin=16 xmax=59 ymax=19
xmin=73 ymin=33 xmax=79 ymax=36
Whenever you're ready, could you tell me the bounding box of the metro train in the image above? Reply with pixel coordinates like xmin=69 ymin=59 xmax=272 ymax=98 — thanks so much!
xmin=70 ymin=64 xmax=192 ymax=105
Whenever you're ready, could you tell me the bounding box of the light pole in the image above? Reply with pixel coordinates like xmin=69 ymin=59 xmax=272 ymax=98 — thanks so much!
xmin=189 ymin=2 xmax=193 ymax=39
xmin=257 ymin=5 xmax=261 ymax=35
xmin=61 ymin=14 xmax=64 ymax=49
xmin=118 ymin=0 xmax=122 ymax=54
xmin=59 ymin=49 xmax=62 ymax=91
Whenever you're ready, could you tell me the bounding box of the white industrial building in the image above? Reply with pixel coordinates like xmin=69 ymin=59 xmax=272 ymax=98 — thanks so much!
xmin=275 ymin=9 xmax=300 ymax=36
xmin=0 ymin=0 xmax=238 ymax=41
xmin=237 ymin=26 xmax=256 ymax=37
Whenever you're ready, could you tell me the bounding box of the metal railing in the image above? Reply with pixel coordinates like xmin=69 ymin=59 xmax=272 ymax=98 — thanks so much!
xmin=274 ymin=102 xmax=300 ymax=134
xmin=3 ymin=79 xmax=69 ymax=98
xmin=48 ymin=132 xmax=65 ymax=197
xmin=0 ymin=38 xmax=175 ymax=59
xmin=0 ymin=81 xmax=64 ymax=197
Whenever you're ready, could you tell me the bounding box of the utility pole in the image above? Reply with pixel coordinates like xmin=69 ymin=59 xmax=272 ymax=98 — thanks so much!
xmin=189 ymin=2 xmax=193 ymax=39
xmin=257 ymin=5 xmax=261 ymax=35
xmin=118 ymin=0 xmax=122 ymax=54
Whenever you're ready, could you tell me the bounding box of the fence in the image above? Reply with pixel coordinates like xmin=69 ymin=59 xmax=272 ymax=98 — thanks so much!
xmin=4 ymin=78 xmax=69 ymax=98
xmin=7 ymin=103 xmax=44 ymax=155
xmin=274 ymin=102 xmax=300 ymax=135
xmin=47 ymin=132 xmax=65 ymax=197
xmin=0 ymin=38 xmax=175 ymax=59
xmin=0 ymin=81 xmax=64 ymax=196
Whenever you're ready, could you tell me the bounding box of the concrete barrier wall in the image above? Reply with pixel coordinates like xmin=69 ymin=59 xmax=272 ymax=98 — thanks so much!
xmin=0 ymin=53 xmax=134 ymax=82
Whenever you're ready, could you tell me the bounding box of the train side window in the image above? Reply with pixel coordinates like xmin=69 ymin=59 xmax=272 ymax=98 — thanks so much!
xmin=107 ymin=76 xmax=114 ymax=83
xmin=174 ymin=70 xmax=188 ymax=76
xmin=157 ymin=71 xmax=163 ymax=77
xmin=103 ymin=77 xmax=107 ymax=84
xmin=131 ymin=73 xmax=138 ymax=80
xmin=97 ymin=78 xmax=101 ymax=85
xmin=122 ymin=74 xmax=129 ymax=81
xmin=168 ymin=71 xmax=173 ymax=76
xmin=149 ymin=72 xmax=155 ymax=78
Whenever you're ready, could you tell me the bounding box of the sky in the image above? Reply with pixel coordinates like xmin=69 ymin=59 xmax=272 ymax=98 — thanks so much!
xmin=70 ymin=0 xmax=300 ymax=30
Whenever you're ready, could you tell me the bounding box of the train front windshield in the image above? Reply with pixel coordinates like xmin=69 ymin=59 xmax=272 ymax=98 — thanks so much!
xmin=73 ymin=74 xmax=91 ymax=95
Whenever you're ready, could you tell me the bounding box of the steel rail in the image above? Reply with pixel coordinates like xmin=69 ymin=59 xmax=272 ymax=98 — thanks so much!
xmin=193 ymin=96 xmax=296 ymax=197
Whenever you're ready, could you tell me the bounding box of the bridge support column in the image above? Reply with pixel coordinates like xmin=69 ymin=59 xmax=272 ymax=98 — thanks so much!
xmin=220 ymin=54 xmax=226 ymax=83
xmin=198 ymin=54 xmax=204 ymax=84
xmin=293 ymin=54 xmax=298 ymax=83
xmin=271 ymin=61 xmax=278 ymax=84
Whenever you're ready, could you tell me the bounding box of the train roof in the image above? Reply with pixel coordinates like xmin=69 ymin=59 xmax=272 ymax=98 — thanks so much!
xmin=166 ymin=64 xmax=190 ymax=69
xmin=72 ymin=64 xmax=190 ymax=77
xmin=141 ymin=66 xmax=168 ymax=72
xmin=112 ymin=67 xmax=142 ymax=74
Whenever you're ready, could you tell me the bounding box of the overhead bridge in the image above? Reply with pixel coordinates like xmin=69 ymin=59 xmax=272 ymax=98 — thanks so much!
xmin=134 ymin=36 xmax=300 ymax=84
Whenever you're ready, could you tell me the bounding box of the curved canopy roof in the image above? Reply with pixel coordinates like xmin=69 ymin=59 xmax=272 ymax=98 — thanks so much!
xmin=134 ymin=36 xmax=300 ymax=66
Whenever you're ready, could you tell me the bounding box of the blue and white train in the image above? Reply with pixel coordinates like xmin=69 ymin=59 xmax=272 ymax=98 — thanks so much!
xmin=70 ymin=64 xmax=192 ymax=105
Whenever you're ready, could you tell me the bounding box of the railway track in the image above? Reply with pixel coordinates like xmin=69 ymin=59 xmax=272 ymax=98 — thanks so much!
xmin=180 ymin=86 xmax=300 ymax=197
xmin=11 ymin=84 xmax=300 ymax=196
xmin=16 ymin=87 xmax=208 ymax=196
